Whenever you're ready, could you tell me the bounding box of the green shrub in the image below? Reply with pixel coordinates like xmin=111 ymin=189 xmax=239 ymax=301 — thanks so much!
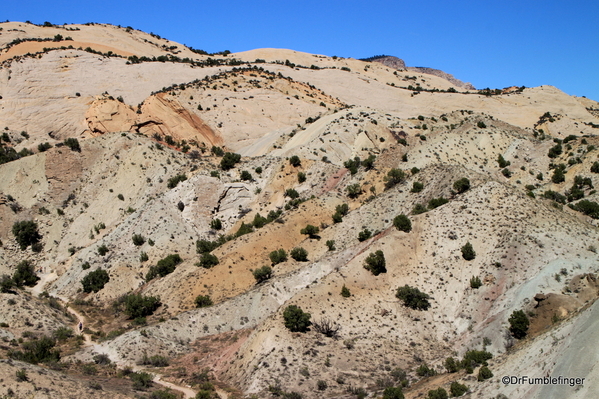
xmin=393 ymin=214 xmax=412 ymax=232
xmin=195 ymin=295 xmax=213 ymax=308
xmin=346 ymin=183 xmax=362 ymax=198
xmin=444 ymin=357 xmax=459 ymax=373
xmin=412 ymin=203 xmax=428 ymax=214
xmin=255 ymin=166 xmax=263 ymax=174
xmin=289 ymin=155 xmax=301 ymax=167
xmin=477 ymin=121 xmax=486 ymax=129
xmin=411 ymin=181 xmax=424 ymax=193
xmin=344 ymin=157 xmax=361 ymax=175
xmin=363 ymin=250 xmax=386 ymax=275
xmin=97 ymin=244 xmax=109 ymax=256
xmin=210 ymin=219 xmax=222 ymax=230
xmin=326 ymin=240 xmax=336 ymax=251
xmin=211 ymin=146 xmax=224 ymax=156
xmin=461 ymin=242 xmax=476 ymax=260
xmin=132 ymin=234 xmax=145 ymax=246
xmin=167 ymin=174 xmax=187 ymax=189
xmin=240 ymin=170 xmax=252 ymax=181
xmin=453 ymin=178 xmax=471 ymax=194
xmin=477 ymin=366 xmax=493 ymax=381
xmin=449 ymin=381 xmax=468 ymax=397
xmin=508 ymin=309 xmax=529 ymax=339
xmin=0 ymin=274 xmax=15 ymax=292
xmin=124 ymin=294 xmax=161 ymax=319
xmin=253 ymin=266 xmax=273 ymax=283
xmin=196 ymin=239 xmax=219 ymax=254
xmin=117 ymin=193 xmax=124 ymax=201
xmin=385 ymin=168 xmax=406 ymax=189
xmin=12 ymin=220 xmax=42 ymax=250
xmin=297 ymin=172 xmax=306 ymax=183
xmin=269 ymin=249 xmax=288 ymax=265
xmin=146 ymin=254 xmax=182 ymax=280
xmin=340 ymin=284 xmax=351 ymax=297
xmin=198 ymin=253 xmax=219 ymax=269
xmin=382 ymin=387 xmax=404 ymax=399
xmin=252 ymin=213 xmax=268 ymax=228
xmin=416 ymin=364 xmax=436 ymax=377
xmin=300 ymin=224 xmax=320 ymax=238
xmin=63 ymin=138 xmax=81 ymax=152
xmin=81 ymin=269 xmax=109 ymax=293
xmin=12 ymin=260 xmax=39 ymax=287
xmin=16 ymin=368 xmax=28 ymax=382
xmin=140 ymin=252 xmax=148 ymax=262
xmin=52 ymin=327 xmax=73 ymax=341
xmin=37 ymin=142 xmax=52 ymax=152
xmin=551 ymin=167 xmax=565 ymax=183
xmin=283 ymin=305 xmax=311 ymax=332
xmin=8 ymin=335 xmax=60 ymax=364
xmin=591 ymin=162 xmax=599 ymax=173
xmin=548 ymin=143 xmax=562 ymax=158
xmin=428 ymin=196 xmax=450 ymax=210
xmin=396 ymin=285 xmax=431 ymax=310
xmin=130 ymin=371 xmax=153 ymax=390
xmin=285 ymin=188 xmax=300 ymax=199
xmin=470 ymin=276 xmax=482 ymax=289
xmin=220 ymin=152 xmax=241 ymax=170
xmin=358 ymin=228 xmax=372 ymax=241
xmin=572 ymin=200 xmax=599 ymax=219
xmin=290 ymin=247 xmax=308 ymax=261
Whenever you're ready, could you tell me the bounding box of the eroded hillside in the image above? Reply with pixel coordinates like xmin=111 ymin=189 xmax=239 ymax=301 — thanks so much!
xmin=1 ymin=21 xmax=599 ymax=399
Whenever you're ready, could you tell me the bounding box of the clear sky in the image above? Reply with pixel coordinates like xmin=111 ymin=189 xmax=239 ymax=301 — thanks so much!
xmin=4 ymin=0 xmax=599 ymax=101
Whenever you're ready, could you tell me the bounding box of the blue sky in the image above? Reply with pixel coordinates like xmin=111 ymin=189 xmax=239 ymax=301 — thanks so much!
xmin=4 ymin=0 xmax=599 ymax=101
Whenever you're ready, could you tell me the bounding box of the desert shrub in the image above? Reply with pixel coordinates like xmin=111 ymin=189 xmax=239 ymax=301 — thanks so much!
xmin=470 ymin=276 xmax=482 ymax=288
xmin=300 ymin=224 xmax=320 ymax=238
xmin=332 ymin=203 xmax=349 ymax=222
xmin=198 ymin=253 xmax=219 ymax=269
xmin=240 ymin=170 xmax=252 ymax=181
xmin=449 ymin=381 xmax=468 ymax=397
xmin=411 ymin=181 xmax=424 ymax=193
xmin=211 ymin=146 xmax=224 ymax=156
xmin=416 ymin=364 xmax=436 ymax=377
xmin=393 ymin=214 xmax=412 ymax=232
xmin=93 ymin=354 xmax=111 ymax=365
xmin=195 ymin=295 xmax=213 ymax=308
xmin=81 ymin=269 xmax=109 ymax=293
xmin=396 ymin=285 xmax=431 ymax=310
xmin=12 ymin=220 xmax=42 ymax=250
xmin=412 ymin=203 xmax=428 ymax=214
xmin=9 ymin=335 xmax=60 ymax=364
xmin=234 ymin=222 xmax=253 ymax=237
xmin=572 ymin=200 xmax=599 ymax=219
xmin=363 ymin=250 xmax=386 ymax=275
xmin=453 ymin=178 xmax=470 ymax=194
xmin=285 ymin=188 xmax=300 ymax=199
xmin=196 ymin=239 xmax=219 ymax=254
xmin=326 ymin=240 xmax=336 ymax=251
xmin=0 ymin=274 xmax=15 ymax=292
xmin=140 ymin=252 xmax=148 ymax=262
xmin=167 ymin=174 xmax=187 ymax=189
xmin=16 ymin=368 xmax=28 ymax=382
xmin=297 ymin=172 xmax=306 ymax=183
xmin=253 ymin=266 xmax=272 ymax=283
xmin=461 ymin=242 xmax=476 ymax=260
xmin=269 ymin=249 xmax=287 ymax=265
xmin=427 ymin=388 xmax=448 ymax=399
xmin=497 ymin=154 xmax=510 ymax=168
xmin=177 ymin=201 xmax=185 ymax=211
xmin=551 ymin=167 xmax=565 ymax=184
xmin=340 ymin=284 xmax=350 ymax=297
xmin=346 ymin=183 xmax=362 ymax=198
xmin=63 ymin=138 xmax=81 ymax=152
xmin=591 ymin=162 xmax=599 ymax=173
xmin=12 ymin=260 xmax=39 ymax=287
xmin=150 ymin=389 xmax=178 ymax=399
xmin=508 ymin=309 xmax=529 ymax=339
xmin=289 ymin=155 xmax=301 ymax=167
xmin=542 ymin=190 xmax=566 ymax=204
xmin=548 ymin=143 xmax=562 ymax=158
xmin=283 ymin=305 xmax=311 ymax=332
xmin=255 ymin=166 xmax=263 ymax=174
xmin=385 ymin=168 xmax=406 ymax=189
xmin=362 ymin=154 xmax=376 ymax=170
xmin=290 ymin=247 xmax=308 ymax=261
xmin=220 ymin=152 xmax=241 ymax=170
xmin=313 ymin=318 xmax=340 ymax=338
xmin=477 ymin=121 xmax=486 ymax=129
xmin=124 ymin=294 xmax=161 ymax=319
xmin=317 ymin=380 xmax=328 ymax=391
xmin=462 ymin=350 xmax=493 ymax=368
xmin=130 ymin=371 xmax=153 ymax=390
xmin=344 ymin=157 xmax=361 ymax=174
xmin=140 ymin=353 xmax=169 ymax=367
xmin=52 ymin=327 xmax=73 ymax=341
xmin=132 ymin=234 xmax=145 ymax=246
xmin=428 ymin=197 xmax=449 ymax=209
xmin=477 ymin=366 xmax=493 ymax=381
xmin=37 ymin=142 xmax=52 ymax=152
xmin=357 ymin=228 xmax=372 ymax=241
xmin=252 ymin=213 xmax=268 ymax=228
xmin=210 ymin=218 xmax=222 ymax=230
xmin=97 ymin=244 xmax=109 ymax=256
xmin=146 ymin=254 xmax=182 ymax=280
xmin=444 ymin=357 xmax=459 ymax=373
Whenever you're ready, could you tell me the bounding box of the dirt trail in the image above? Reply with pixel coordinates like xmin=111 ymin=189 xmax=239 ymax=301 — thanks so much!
xmin=29 ymin=274 xmax=199 ymax=398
